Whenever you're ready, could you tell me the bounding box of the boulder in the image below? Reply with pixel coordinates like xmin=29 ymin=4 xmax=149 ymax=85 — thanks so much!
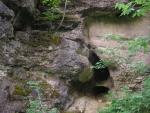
xmin=52 ymin=28 xmax=93 ymax=82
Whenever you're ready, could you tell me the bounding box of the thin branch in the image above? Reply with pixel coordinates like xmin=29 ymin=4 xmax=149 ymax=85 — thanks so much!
xmin=55 ymin=0 xmax=68 ymax=31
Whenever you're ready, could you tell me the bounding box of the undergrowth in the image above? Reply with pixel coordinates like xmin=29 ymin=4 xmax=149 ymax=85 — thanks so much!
xmin=99 ymin=77 xmax=150 ymax=113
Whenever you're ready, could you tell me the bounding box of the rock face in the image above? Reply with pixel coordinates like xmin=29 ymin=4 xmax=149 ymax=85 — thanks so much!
xmin=0 ymin=1 xmax=14 ymax=18
xmin=52 ymin=25 xmax=92 ymax=80
xmin=2 ymin=0 xmax=37 ymax=14
xmin=2 ymin=0 xmax=38 ymax=30
xmin=0 ymin=78 xmax=26 ymax=113
xmin=0 ymin=0 xmax=116 ymax=112
xmin=67 ymin=0 xmax=127 ymax=15
xmin=0 ymin=1 xmax=14 ymax=38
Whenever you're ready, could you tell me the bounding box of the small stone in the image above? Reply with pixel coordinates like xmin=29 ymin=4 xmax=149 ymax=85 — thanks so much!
xmin=48 ymin=46 xmax=53 ymax=51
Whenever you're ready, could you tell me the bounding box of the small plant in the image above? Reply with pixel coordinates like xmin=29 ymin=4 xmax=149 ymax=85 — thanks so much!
xmin=104 ymin=34 xmax=123 ymax=41
xmin=92 ymin=59 xmax=118 ymax=70
xmin=92 ymin=60 xmax=107 ymax=69
xmin=42 ymin=8 xmax=62 ymax=21
xmin=41 ymin=0 xmax=62 ymax=22
xmin=115 ymin=0 xmax=150 ymax=17
xmin=41 ymin=0 xmax=61 ymax=8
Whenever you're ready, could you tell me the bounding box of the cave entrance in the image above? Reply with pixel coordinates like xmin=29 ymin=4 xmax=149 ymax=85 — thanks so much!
xmin=88 ymin=50 xmax=114 ymax=94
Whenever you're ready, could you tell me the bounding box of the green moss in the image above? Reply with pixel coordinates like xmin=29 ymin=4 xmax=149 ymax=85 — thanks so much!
xmin=39 ymin=82 xmax=50 ymax=89
xmin=79 ymin=66 xmax=93 ymax=83
xmin=13 ymin=85 xmax=31 ymax=96
xmin=51 ymin=89 xmax=60 ymax=98
xmin=50 ymin=35 xmax=61 ymax=45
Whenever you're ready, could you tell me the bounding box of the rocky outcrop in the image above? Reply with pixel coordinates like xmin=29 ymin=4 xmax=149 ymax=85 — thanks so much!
xmin=0 ymin=1 xmax=14 ymax=38
xmin=0 ymin=0 xmax=117 ymax=112
xmin=2 ymin=0 xmax=38 ymax=30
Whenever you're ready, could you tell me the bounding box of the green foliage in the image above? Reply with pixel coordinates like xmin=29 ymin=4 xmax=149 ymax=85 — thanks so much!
xmin=92 ymin=61 xmax=107 ymax=69
xmin=42 ymin=8 xmax=62 ymax=21
xmin=115 ymin=2 xmax=134 ymax=16
xmin=26 ymin=81 xmax=59 ymax=113
xmin=41 ymin=0 xmax=62 ymax=22
xmin=41 ymin=0 xmax=61 ymax=8
xmin=93 ymin=60 xmax=118 ymax=70
xmin=104 ymin=34 xmax=123 ymax=41
xmin=128 ymin=38 xmax=149 ymax=54
xmin=99 ymin=77 xmax=150 ymax=113
xmin=115 ymin=0 xmax=150 ymax=17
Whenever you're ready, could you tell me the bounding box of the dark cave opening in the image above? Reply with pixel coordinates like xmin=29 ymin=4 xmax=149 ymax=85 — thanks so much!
xmin=88 ymin=50 xmax=112 ymax=94
xmin=93 ymin=86 xmax=110 ymax=95
xmin=88 ymin=50 xmax=110 ymax=82
xmin=70 ymin=50 xmax=113 ymax=95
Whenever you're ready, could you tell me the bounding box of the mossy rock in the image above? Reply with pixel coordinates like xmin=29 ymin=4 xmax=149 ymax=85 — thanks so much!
xmin=39 ymin=82 xmax=60 ymax=98
xmin=79 ymin=66 xmax=93 ymax=83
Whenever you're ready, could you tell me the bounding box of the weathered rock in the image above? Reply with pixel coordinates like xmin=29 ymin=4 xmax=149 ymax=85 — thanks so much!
xmin=0 ymin=18 xmax=14 ymax=39
xmin=0 ymin=1 xmax=14 ymax=38
xmin=45 ymin=77 xmax=74 ymax=109
xmin=2 ymin=0 xmax=38 ymax=30
xmin=67 ymin=0 xmax=127 ymax=15
xmin=51 ymin=37 xmax=92 ymax=81
xmin=67 ymin=96 xmax=107 ymax=113
xmin=0 ymin=1 xmax=14 ymax=19
xmin=0 ymin=78 xmax=26 ymax=113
